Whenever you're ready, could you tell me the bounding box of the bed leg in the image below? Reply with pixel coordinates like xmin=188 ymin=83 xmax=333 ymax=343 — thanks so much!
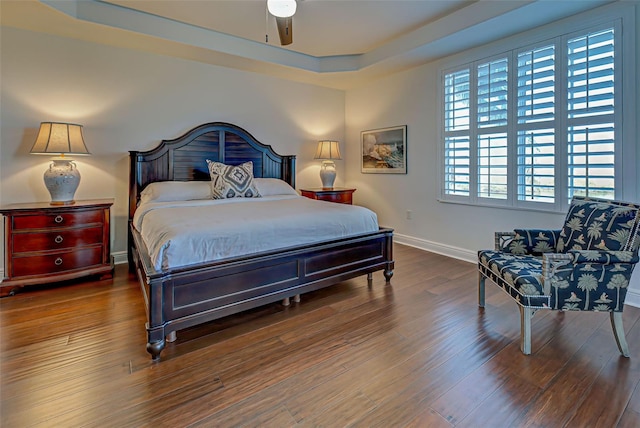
xmin=367 ymin=273 xmax=373 ymax=286
xmin=383 ymin=268 xmax=394 ymax=283
xmin=293 ymin=294 xmax=300 ymax=303
xmin=147 ymin=340 xmax=165 ymax=361
xmin=166 ymin=331 xmax=177 ymax=343
xmin=282 ymin=297 xmax=290 ymax=306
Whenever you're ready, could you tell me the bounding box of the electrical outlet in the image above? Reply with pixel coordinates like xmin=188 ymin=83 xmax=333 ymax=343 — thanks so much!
xmin=406 ymin=210 xmax=412 ymax=220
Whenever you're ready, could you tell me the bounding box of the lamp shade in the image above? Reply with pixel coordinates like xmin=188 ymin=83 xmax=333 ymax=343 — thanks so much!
xmin=267 ymin=0 xmax=297 ymax=18
xmin=30 ymin=122 xmax=90 ymax=155
xmin=314 ymin=140 xmax=342 ymax=160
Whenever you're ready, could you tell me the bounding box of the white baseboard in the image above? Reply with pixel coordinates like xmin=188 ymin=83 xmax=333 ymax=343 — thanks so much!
xmin=394 ymin=233 xmax=476 ymax=264
xmin=393 ymin=233 xmax=639 ymax=309
xmin=112 ymin=251 xmax=128 ymax=265
xmin=625 ymin=289 xmax=640 ymax=308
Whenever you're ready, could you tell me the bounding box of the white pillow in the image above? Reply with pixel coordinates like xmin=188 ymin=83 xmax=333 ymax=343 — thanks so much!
xmin=254 ymin=178 xmax=298 ymax=196
xmin=140 ymin=181 xmax=212 ymax=204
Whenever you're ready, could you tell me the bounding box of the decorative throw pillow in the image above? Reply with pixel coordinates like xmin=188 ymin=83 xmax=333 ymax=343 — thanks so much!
xmin=507 ymin=229 xmax=559 ymax=255
xmin=206 ymin=160 xmax=261 ymax=199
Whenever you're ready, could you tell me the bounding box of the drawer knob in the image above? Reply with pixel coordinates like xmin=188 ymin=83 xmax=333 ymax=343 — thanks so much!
xmin=54 ymin=215 xmax=64 ymax=224
xmin=54 ymin=257 xmax=63 ymax=266
xmin=54 ymin=235 xmax=64 ymax=244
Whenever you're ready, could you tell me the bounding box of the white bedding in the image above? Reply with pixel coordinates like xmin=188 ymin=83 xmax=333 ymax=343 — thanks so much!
xmin=133 ymin=195 xmax=379 ymax=270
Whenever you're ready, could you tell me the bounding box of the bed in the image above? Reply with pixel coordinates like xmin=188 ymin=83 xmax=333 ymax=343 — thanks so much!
xmin=129 ymin=122 xmax=394 ymax=360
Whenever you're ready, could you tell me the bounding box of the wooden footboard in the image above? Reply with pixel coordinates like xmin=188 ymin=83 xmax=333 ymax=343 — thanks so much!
xmin=131 ymin=225 xmax=394 ymax=360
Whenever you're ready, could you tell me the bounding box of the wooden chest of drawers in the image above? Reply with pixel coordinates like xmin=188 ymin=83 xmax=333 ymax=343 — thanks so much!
xmin=0 ymin=199 xmax=114 ymax=296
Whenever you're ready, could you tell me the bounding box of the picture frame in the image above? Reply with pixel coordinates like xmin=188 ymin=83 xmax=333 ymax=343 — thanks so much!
xmin=361 ymin=125 xmax=407 ymax=174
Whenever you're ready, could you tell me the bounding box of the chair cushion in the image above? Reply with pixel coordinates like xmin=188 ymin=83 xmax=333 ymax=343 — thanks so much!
xmin=557 ymin=197 xmax=640 ymax=252
xmin=478 ymin=250 xmax=550 ymax=308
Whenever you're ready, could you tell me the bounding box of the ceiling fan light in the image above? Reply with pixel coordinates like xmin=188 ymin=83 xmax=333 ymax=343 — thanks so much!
xmin=267 ymin=0 xmax=297 ymax=18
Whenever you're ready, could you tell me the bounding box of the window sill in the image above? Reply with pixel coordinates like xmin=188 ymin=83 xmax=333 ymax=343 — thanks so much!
xmin=437 ymin=198 xmax=567 ymax=215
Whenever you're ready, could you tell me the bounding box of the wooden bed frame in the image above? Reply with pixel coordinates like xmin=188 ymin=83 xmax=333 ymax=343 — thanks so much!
xmin=129 ymin=122 xmax=394 ymax=360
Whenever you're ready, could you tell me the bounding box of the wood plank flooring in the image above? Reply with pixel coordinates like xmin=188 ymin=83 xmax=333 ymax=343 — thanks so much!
xmin=1 ymin=243 xmax=639 ymax=427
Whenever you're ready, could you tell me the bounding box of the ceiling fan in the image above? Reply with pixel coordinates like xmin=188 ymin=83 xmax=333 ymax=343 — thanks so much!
xmin=267 ymin=0 xmax=297 ymax=46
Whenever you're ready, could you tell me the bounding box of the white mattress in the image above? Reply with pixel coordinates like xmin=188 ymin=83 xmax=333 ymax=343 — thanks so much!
xmin=133 ymin=195 xmax=379 ymax=270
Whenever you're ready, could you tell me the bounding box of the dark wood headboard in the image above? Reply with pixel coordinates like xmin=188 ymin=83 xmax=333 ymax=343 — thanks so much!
xmin=128 ymin=122 xmax=296 ymax=222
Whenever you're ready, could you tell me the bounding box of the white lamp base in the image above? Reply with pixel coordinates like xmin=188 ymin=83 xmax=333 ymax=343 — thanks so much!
xmin=319 ymin=160 xmax=337 ymax=188
xmin=44 ymin=159 xmax=80 ymax=205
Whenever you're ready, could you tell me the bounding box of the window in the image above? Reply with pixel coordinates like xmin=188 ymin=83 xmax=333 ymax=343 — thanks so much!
xmin=440 ymin=18 xmax=631 ymax=211
xmin=566 ymin=29 xmax=616 ymax=200
xmin=444 ymin=70 xmax=470 ymax=196
xmin=517 ymin=44 xmax=556 ymax=203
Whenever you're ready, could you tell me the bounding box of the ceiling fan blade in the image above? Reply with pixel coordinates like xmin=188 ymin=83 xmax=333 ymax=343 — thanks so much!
xmin=275 ymin=16 xmax=293 ymax=46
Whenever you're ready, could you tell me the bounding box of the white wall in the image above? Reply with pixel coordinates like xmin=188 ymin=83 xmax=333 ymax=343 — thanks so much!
xmin=344 ymin=3 xmax=640 ymax=303
xmin=0 ymin=27 xmax=345 ymax=264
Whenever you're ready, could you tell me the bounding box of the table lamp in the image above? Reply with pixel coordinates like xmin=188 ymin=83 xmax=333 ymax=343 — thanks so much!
xmin=314 ymin=140 xmax=341 ymax=188
xmin=30 ymin=122 xmax=91 ymax=205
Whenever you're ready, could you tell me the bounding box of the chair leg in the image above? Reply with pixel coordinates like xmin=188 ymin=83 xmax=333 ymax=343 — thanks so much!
xmin=519 ymin=306 xmax=533 ymax=355
xmin=478 ymin=273 xmax=486 ymax=308
xmin=610 ymin=312 xmax=630 ymax=358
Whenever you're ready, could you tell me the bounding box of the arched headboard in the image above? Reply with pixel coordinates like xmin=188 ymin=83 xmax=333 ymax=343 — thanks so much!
xmin=128 ymin=122 xmax=296 ymax=222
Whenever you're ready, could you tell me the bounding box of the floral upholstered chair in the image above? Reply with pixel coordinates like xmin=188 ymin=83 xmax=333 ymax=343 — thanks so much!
xmin=478 ymin=196 xmax=640 ymax=356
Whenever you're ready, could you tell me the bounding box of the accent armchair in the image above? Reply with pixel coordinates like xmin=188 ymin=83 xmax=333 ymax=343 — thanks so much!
xmin=478 ymin=196 xmax=640 ymax=356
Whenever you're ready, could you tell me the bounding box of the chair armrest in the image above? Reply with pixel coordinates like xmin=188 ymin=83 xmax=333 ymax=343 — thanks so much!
xmin=541 ymin=253 xmax=574 ymax=283
xmin=542 ymin=251 xmax=638 ymax=311
xmin=567 ymin=250 xmax=639 ymax=264
xmin=542 ymin=251 xmax=638 ymax=280
xmin=498 ymin=229 xmax=561 ymax=254
xmin=494 ymin=232 xmax=516 ymax=251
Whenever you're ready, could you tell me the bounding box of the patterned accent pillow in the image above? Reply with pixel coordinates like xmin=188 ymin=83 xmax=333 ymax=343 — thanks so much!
xmin=206 ymin=160 xmax=261 ymax=199
xmin=557 ymin=197 xmax=640 ymax=252
xmin=507 ymin=229 xmax=559 ymax=255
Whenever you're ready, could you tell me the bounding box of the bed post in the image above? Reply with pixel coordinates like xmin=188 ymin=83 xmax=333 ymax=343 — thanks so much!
xmin=146 ymin=276 xmax=167 ymax=361
xmin=128 ymin=151 xmax=141 ymax=270
xmin=282 ymin=155 xmax=296 ymax=189
xmin=383 ymin=232 xmax=394 ymax=282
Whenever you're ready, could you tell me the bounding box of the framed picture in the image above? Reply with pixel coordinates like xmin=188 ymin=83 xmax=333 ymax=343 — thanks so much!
xmin=361 ymin=125 xmax=407 ymax=174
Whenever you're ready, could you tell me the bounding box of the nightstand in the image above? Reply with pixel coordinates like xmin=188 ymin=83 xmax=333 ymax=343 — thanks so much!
xmin=0 ymin=199 xmax=114 ymax=296
xmin=300 ymin=188 xmax=356 ymax=205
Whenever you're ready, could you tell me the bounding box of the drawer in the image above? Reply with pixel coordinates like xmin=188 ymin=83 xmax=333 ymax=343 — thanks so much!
xmin=300 ymin=189 xmax=354 ymax=205
xmin=11 ymin=247 xmax=103 ymax=277
xmin=12 ymin=226 xmax=104 ymax=253
xmin=12 ymin=210 xmax=104 ymax=230
xmin=320 ymin=193 xmax=352 ymax=204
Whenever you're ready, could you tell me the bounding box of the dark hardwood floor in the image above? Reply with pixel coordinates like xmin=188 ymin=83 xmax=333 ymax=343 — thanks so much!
xmin=1 ymin=244 xmax=639 ymax=427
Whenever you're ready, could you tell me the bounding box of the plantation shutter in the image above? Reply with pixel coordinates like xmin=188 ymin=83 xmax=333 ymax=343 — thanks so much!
xmin=477 ymin=59 xmax=508 ymax=128
xmin=566 ymin=28 xmax=615 ymax=200
xmin=443 ymin=69 xmax=471 ymax=196
xmin=516 ymin=45 xmax=556 ymax=203
xmin=440 ymin=21 xmax=623 ymax=209
xmin=477 ymin=58 xmax=508 ymax=200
